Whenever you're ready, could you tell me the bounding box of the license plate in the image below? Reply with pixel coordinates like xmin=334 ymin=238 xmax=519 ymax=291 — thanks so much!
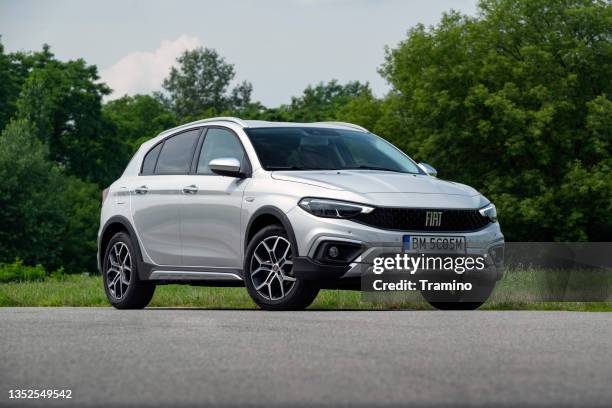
xmin=403 ymin=235 xmax=466 ymax=254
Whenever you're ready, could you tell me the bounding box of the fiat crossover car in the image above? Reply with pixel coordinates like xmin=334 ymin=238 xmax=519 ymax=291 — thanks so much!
xmin=98 ymin=117 xmax=504 ymax=310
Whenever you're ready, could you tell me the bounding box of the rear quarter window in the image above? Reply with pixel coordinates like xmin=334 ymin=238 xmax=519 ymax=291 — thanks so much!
xmin=141 ymin=143 xmax=162 ymax=175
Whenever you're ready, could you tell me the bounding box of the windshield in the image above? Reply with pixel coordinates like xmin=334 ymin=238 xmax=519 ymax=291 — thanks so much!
xmin=245 ymin=127 xmax=422 ymax=174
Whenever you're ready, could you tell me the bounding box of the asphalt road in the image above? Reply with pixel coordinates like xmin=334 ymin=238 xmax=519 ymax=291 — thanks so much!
xmin=1 ymin=308 xmax=612 ymax=407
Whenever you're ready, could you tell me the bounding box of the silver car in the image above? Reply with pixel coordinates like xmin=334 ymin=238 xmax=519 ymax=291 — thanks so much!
xmin=98 ymin=117 xmax=504 ymax=310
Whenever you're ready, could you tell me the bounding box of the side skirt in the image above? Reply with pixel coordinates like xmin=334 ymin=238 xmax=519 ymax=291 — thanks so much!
xmin=143 ymin=265 xmax=245 ymax=287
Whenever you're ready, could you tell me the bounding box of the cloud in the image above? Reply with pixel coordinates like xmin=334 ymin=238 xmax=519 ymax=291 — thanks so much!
xmin=101 ymin=35 xmax=202 ymax=99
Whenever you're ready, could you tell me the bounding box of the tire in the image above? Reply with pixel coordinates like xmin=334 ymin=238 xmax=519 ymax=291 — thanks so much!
xmin=426 ymin=300 xmax=485 ymax=311
xmin=421 ymin=275 xmax=496 ymax=311
xmin=102 ymin=232 xmax=155 ymax=309
xmin=244 ymin=225 xmax=319 ymax=310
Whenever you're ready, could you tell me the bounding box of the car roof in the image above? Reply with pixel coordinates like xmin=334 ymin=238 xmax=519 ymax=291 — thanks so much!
xmin=156 ymin=117 xmax=368 ymax=138
xmin=243 ymin=120 xmax=368 ymax=132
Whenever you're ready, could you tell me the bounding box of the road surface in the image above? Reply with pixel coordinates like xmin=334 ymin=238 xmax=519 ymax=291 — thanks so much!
xmin=1 ymin=308 xmax=612 ymax=407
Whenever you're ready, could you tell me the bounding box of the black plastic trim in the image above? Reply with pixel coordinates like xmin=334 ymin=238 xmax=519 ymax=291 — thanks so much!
xmin=351 ymin=206 xmax=493 ymax=233
xmin=313 ymin=241 xmax=364 ymax=264
xmin=293 ymin=256 xmax=350 ymax=280
xmin=98 ymin=215 xmax=150 ymax=279
xmin=189 ymin=128 xmax=208 ymax=174
xmin=245 ymin=206 xmax=299 ymax=255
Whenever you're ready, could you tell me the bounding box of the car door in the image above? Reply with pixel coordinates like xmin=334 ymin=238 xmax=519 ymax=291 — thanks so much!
xmin=180 ymin=127 xmax=250 ymax=268
xmin=130 ymin=128 xmax=201 ymax=266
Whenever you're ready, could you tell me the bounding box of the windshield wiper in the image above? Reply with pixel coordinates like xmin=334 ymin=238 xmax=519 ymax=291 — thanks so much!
xmin=266 ymin=166 xmax=335 ymax=171
xmin=266 ymin=166 xmax=306 ymax=170
xmin=344 ymin=165 xmax=405 ymax=173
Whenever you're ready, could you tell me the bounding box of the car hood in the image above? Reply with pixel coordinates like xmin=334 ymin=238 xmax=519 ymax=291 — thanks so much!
xmin=271 ymin=170 xmax=479 ymax=196
xmin=271 ymin=170 xmax=485 ymax=208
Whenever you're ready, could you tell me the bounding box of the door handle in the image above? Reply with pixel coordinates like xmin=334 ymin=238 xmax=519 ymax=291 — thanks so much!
xmin=183 ymin=185 xmax=198 ymax=194
xmin=135 ymin=185 xmax=148 ymax=195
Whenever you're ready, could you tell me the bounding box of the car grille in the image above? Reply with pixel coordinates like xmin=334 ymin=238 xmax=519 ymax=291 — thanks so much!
xmin=352 ymin=208 xmax=491 ymax=232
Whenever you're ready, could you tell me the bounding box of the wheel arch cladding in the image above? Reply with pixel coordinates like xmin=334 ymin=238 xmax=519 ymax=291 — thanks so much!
xmin=245 ymin=206 xmax=299 ymax=256
xmin=98 ymin=216 xmax=143 ymax=274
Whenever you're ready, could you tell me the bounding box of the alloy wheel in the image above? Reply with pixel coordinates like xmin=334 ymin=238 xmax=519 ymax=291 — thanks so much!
xmin=106 ymin=242 xmax=132 ymax=300
xmin=250 ymin=236 xmax=296 ymax=300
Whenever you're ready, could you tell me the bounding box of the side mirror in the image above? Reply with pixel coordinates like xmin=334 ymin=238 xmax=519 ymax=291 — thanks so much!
xmin=418 ymin=162 xmax=438 ymax=177
xmin=209 ymin=157 xmax=244 ymax=178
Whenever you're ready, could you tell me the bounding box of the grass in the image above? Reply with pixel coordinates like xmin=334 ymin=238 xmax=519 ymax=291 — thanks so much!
xmin=0 ymin=259 xmax=46 ymax=283
xmin=0 ymin=272 xmax=611 ymax=310
xmin=0 ymin=274 xmax=379 ymax=309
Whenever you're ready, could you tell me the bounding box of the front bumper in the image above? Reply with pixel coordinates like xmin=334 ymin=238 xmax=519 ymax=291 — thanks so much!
xmin=293 ymin=257 xmax=350 ymax=280
xmin=286 ymin=205 xmax=505 ymax=281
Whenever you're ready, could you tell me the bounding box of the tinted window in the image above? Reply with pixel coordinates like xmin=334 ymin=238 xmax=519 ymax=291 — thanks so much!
xmin=245 ymin=127 xmax=421 ymax=174
xmin=155 ymin=129 xmax=200 ymax=174
xmin=141 ymin=143 xmax=162 ymax=175
xmin=197 ymin=128 xmax=244 ymax=174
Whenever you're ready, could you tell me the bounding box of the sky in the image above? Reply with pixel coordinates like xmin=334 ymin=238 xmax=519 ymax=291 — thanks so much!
xmin=0 ymin=0 xmax=477 ymax=107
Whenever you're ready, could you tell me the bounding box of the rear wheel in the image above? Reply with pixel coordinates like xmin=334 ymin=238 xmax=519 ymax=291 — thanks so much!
xmin=244 ymin=225 xmax=319 ymax=310
xmin=103 ymin=232 xmax=155 ymax=309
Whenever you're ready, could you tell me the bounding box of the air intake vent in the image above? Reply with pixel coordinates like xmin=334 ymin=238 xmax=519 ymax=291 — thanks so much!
xmin=352 ymin=208 xmax=491 ymax=232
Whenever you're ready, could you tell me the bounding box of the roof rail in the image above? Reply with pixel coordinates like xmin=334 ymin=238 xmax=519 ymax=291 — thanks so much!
xmin=194 ymin=116 xmax=249 ymax=127
xmin=159 ymin=117 xmax=248 ymax=136
xmin=315 ymin=121 xmax=369 ymax=132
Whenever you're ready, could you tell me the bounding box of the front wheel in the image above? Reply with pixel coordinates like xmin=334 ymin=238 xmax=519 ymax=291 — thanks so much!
xmin=103 ymin=232 xmax=155 ymax=309
xmin=244 ymin=225 xmax=319 ymax=310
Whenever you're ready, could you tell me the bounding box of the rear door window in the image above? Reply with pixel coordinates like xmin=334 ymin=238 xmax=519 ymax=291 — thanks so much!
xmin=155 ymin=129 xmax=200 ymax=175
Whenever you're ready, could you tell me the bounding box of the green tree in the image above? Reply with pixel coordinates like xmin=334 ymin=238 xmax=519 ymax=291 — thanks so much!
xmin=14 ymin=47 xmax=128 ymax=186
xmin=0 ymin=120 xmax=101 ymax=272
xmin=379 ymin=0 xmax=612 ymax=241
xmin=0 ymin=40 xmax=20 ymax=131
xmin=161 ymin=47 xmax=253 ymax=120
xmin=59 ymin=176 xmax=100 ymax=272
xmin=284 ymin=80 xmax=372 ymax=122
xmin=0 ymin=41 xmax=60 ymax=132
xmin=230 ymin=80 xmax=254 ymax=112
xmin=7 ymin=43 xmax=56 ymax=82
xmin=103 ymin=94 xmax=177 ymax=152
xmin=0 ymin=120 xmax=66 ymax=268
xmin=337 ymin=92 xmax=384 ymax=131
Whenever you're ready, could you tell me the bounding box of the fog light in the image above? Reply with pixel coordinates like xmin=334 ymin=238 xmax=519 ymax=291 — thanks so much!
xmin=328 ymin=246 xmax=339 ymax=258
xmin=314 ymin=241 xmax=363 ymax=265
xmin=489 ymin=245 xmax=504 ymax=266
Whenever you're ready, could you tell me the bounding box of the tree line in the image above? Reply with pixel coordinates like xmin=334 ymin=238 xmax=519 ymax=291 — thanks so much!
xmin=0 ymin=0 xmax=610 ymax=274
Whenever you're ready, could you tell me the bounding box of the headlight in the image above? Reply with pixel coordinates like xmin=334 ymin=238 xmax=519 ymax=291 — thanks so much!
xmin=298 ymin=198 xmax=374 ymax=219
xmin=479 ymin=203 xmax=497 ymax=222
